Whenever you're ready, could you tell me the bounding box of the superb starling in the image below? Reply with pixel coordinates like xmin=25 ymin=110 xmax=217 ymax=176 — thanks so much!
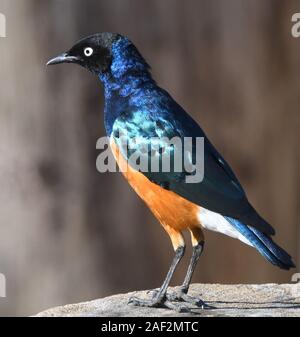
xmin=47 ymin=33 xmax=295 ymax=312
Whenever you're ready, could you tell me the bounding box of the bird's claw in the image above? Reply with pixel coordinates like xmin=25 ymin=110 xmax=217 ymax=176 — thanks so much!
xmin=128 ymin=289 xmax=215 ymax=312
xmin=165 ymin=289 xmax=215 ymax=309
xmin=128 ymin=294 xmax=190 ymax=312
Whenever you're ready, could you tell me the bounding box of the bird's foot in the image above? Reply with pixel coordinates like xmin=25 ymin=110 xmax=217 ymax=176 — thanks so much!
xmin=147 ymin=287 xmax=215 ymax=309
xmin=129 ymin=288 xmax=215 ymax=312
xmin=165 ymin=287 xmax=215 ymax=309
xmin=128 ymin=291 xmax=190 ymax=313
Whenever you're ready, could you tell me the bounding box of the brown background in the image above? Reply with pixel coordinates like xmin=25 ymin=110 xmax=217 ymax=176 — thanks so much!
xmin=0 ymin=0 xmax=299 ymax=316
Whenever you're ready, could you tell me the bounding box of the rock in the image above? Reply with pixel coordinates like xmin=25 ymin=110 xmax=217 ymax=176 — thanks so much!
xmin=35 ymin=283 xmax=300 ymax=317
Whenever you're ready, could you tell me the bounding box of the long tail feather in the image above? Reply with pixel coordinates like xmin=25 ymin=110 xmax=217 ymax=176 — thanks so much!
xmin=225 ymin=216 xmax=295 ymax=270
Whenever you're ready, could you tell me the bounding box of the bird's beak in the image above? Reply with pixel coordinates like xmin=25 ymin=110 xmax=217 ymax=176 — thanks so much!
xmin=46 ymin=52 xmax=80 ymax=66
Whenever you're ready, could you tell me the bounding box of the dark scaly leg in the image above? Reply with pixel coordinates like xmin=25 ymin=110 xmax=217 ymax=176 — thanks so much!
xmin=167 ymin=227 xmax=214 ymax=309
xmin=181 ymin=227 xmax=205 ymax=295
xmin=129 ymin=227 xmax=189 ymax=312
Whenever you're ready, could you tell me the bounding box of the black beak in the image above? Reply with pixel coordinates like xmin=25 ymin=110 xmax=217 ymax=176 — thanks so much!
xmin=47 ymin=52 xmax=80 ymax=66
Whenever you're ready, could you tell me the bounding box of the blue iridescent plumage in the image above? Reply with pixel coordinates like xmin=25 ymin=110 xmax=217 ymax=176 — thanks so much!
xmin=97 ymin=35 xmax=294 ymax=270
xmin=225 ymin=216 xmax=294 ymax=269
xmin=47 ymin=32 xmax=295 ymax=312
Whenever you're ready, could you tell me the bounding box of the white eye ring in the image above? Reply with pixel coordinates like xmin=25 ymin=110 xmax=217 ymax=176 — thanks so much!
xmin=84 ymin=47 xmax=93 ymax=57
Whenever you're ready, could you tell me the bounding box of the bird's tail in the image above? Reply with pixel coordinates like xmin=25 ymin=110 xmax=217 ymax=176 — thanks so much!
xmin=225 ymin=216 xmax=295 ymax=270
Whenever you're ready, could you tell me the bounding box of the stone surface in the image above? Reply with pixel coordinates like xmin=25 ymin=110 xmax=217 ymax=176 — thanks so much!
xmin=35 ymin=283 xmax=300 ymax=317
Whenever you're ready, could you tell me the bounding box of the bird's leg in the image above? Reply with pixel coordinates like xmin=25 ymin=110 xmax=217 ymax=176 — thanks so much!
xmin=166 ymin=227 xmax=214 ymax=309
xmin=129 ymin=245 xmax=185 ymax=310
xmin=166 ymin=242 xmax=208 ymax=306
xmin=181 ymin=228 xmax=204 ymax=295
xmin=129 ymin=228 xmax=189 ymax=311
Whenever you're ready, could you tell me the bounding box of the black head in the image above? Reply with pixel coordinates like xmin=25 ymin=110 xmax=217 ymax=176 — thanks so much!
xmin=47 ymin=32 xmax=121 ymax=75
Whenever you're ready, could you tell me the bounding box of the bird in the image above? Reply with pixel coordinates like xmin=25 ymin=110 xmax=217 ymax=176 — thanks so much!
xmin=47 ymin=32 xmax=295 ymax=312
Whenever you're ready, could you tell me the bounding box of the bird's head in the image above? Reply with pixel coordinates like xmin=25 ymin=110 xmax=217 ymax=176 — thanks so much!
xmin=47 ymin=32 xmax=120 ymax=75
xmin=47 ymin=32 xmax=149 ymax=78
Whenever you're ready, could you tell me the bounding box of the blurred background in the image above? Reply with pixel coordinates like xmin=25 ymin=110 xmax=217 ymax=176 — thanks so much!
xmin=0 ymin=0 xmax=299 ymax=316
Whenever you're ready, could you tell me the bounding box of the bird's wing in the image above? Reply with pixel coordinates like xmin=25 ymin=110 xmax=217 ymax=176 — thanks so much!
xmin=112 ymin=110 xmax=275 ymax=235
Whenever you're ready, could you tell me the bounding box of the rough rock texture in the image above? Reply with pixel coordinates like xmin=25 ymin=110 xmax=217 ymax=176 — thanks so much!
xmin=36 ymin=283 xmax=300 ymax=317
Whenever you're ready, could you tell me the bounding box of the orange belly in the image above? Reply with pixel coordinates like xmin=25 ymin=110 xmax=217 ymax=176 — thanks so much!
xmin=110 ymin=138 xmax=200 ymax=232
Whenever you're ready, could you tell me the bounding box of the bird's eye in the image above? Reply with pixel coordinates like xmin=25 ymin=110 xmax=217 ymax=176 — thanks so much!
xmin=84 ymin=47 xmax=93 ymax=57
